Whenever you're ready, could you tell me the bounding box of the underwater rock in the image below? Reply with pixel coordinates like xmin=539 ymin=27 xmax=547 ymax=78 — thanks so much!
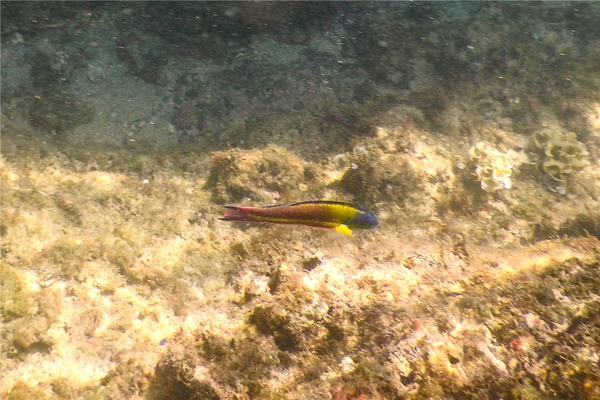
xmin=205 ymin=145 xmax=318 ymax=204
xmin=27 ymin=51 xmax=93 ymax=135
xmin=13 ymin=40 xmax=96 ymax=135
xmin=1 ymin=265 xmax=61 ymax=358
xmin=151 ymin=342 xmax=221 ymax=400
xmin=558 ymin=213 xmax=600 ymax=239
xmin=114 ymin=37 xmax=167 ymax=87
xmin=249 ymin=305 xmax=302 ymax=352
xmin=29 ymin=90 xmax=93 ymax=135
xmin=340 ymin=152 xmax=424 ymax=205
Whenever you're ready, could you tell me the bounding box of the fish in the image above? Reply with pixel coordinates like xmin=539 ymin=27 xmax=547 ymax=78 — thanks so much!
xmin=219 ymin=200 xmax=379 ymax=236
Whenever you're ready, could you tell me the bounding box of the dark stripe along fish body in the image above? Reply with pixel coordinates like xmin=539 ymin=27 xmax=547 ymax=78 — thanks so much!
xmin=220 ymin=201 xmax=379 ymax=236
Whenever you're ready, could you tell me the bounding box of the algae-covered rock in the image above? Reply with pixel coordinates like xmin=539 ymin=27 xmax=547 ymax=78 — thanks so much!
xmin=1 ymin=264 xmax=36 ymax=321
xmin=25 ymin=49 xmax=94 ymax=135
xmin=1 ymin=265 xmax=62 ymax=358
xmin=340 ymin=152 xmax=425 ymax=206
xmin=29 ymin=90 xmax=93 ymax=135
xmin=150 ymin=329 xmax=280 ymax=400
xmin=205 ymin=145 xmax=323 ymax=204
xmin=7 ymin=383 xmax=51 ymax=400
xmin=558 ymin=213 xmax=600 ymax=239
xmin=96 ymin=359 xmax=152 ymax=399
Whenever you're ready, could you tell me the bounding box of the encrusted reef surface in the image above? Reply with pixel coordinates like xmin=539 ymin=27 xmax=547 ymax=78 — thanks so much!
xmin=1 ymin=2 xmax=599 ymax=399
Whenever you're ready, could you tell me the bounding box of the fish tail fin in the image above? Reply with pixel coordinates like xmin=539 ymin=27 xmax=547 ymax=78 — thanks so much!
xmin=219 ymin=206 xmax=258 ymax=222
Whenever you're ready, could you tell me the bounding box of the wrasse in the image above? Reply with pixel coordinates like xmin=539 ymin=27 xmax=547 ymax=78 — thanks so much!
xmin=220 ymin=201 xmax=379 ymax=236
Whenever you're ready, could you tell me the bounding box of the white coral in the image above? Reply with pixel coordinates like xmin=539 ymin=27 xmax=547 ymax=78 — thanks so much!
xmin=469 ymin=141 xmax=526 ymax=192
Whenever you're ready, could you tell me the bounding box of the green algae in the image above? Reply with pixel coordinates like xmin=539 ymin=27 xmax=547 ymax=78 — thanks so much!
xmin=511 ymin=203 xmax=540 ymax=221
xmin=1 ymin=264 xmax=36 ymax=321
xmin=340 ymin=152 xmax=424 ymax=206
xmin=205 ymin=145 xmax=321 ymax=204
xmin=7 ymin=383 xmax=51 ymax=400
xmin=1 ymin=264 xmax=62 ymax=359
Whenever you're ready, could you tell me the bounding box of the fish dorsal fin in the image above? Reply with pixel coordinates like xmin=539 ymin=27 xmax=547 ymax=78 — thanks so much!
xmin=335 ymin=224 xmax=353 ymax=236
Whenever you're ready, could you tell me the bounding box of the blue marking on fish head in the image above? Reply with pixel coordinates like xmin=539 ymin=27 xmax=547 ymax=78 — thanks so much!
xmin=348 ymin=208 xmax=379 ymax=229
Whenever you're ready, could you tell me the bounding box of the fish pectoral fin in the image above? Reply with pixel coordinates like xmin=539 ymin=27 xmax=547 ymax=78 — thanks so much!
xmin=335 ymin=224 xmax=353 ymax=236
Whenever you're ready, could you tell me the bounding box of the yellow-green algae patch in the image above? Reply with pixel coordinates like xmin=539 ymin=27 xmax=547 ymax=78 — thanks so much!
xmin=0 ymin=132 xmax=231 ymax=398
xmin=205 ymin=144 xmax=328 ymax=204
xmin=153 ymin=237 xmax=599 ymax=399
xmin=1 ymin=265 xmax=37 ymax=321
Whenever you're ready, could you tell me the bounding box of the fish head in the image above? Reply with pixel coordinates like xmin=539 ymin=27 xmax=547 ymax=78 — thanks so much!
xmin=349 ymin=208 xmax=380 ymax=229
